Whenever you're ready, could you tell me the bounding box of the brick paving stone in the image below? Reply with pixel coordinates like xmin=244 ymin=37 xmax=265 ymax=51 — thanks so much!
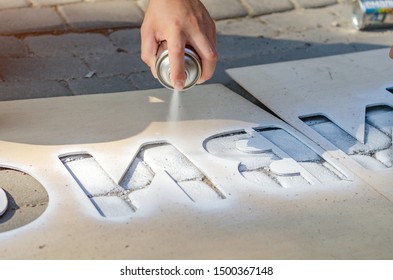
xmin=294 ymin=0 xmax=338 ymax=9
xmin=0 ymin=80 xmax=72 ymax=101
xmin=109 ymin=29 xmax=141 ymax=54
xmin=0 ymin=57 xmax=90 ymax=81
xmin=0 ymin=7 xmax=66 ymax=35
xmin=58 ymin=0 xmax=144 ymax=30
xmin=201 ymin=0 xmax=248 ymax=20
xmin=240 ymin=0 xmax=294 ymax=16
xmin=24 ymin=33 xmax=117 ymax=57
xmin=67 ymin=76 xmax=137 ymax=95
xmin=0 ymin=36 xmax=28 ymax=57
xmin=0 ymin=1 xmax=389 ymax=101
xmin=137 ymin=0 xmax=248 ymax=20
xmin=85 ymin=0 xmax=119 ymax=2
xmin=261 ymin=9 xmax=327 ymax=34
xmin=260 ymin=6 xmax=351 ymax=41
xmin=83 ymin=52 xmax=147 ymax=77
xmin=0 ymin=0 xmax=30 ymax=10
xmin=127 ymin=71 xmax=163 ymax=90
xmin=215 ymin=34 xmax=284 ymax=61
xmin=263 ymin=5 xmax=393 ymax=48
xmin=216 ymin=17 xmax=279 ymax=38
xmin=30 ymin=0 xmax=80 ymax=6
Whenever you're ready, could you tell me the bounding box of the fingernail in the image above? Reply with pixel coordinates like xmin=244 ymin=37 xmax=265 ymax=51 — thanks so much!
xmin=174 ymin=80 xmax=184 ymax=90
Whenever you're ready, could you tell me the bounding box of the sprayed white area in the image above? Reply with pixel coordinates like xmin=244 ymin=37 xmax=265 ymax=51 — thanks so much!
xmin=349 ymin=155 xmax=387 ymax=170
xmin=375 ymin=149 xmax=393 ymax=168
xmin=62 ymin=146 xmax=223 ymax=217
xmin=236 ymin=139 xmax=267 ymax=153
xmin=305 ymin=107 xmax=393 ymax=169
xmin=127 ymin=171 xmax=194 ymax=214
xmin=0 ymin=188 xmax=8 ymax=216
xmin=61 ymin=155 xmax=136 ymax=217
xmin=206 ymin=128 xmax=344 ymax=188
xmin=238 ymin=154 xmax=277 ymax=172
xmin=62 ymin=156 xmax=122 ymax=196
xmin=311 ymin=122 xmax=390 ymax=154
xmin=120 ymin=157 xmax=154 ymax=190
xmin=236 ymin=137 xmax=274 ymax=154
xmin=302 ymin=162 xmax=347 ymax=181
xmin=365 ymin=106 xmax=393 ymax=168
xmin=241 ymin=171 xmax=280 ymax=188
xmin=366 ymin=107 xmax=393 ymax=136
xmin=207 ymin=132 xmax=279 ymax=171
xmin=207 ymin=132 xmax=250 ymax=155
xmin=270 ymin=158 xmax=301 ymax=176
xmin=121 ymin=143 xmax=223 ymax=203
xmin=259 ymin=129 xmax=321 ymax=162
xmin=142 ymin=145 xmax=204 ymax=182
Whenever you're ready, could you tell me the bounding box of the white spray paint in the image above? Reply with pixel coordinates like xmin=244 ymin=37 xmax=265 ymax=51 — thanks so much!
xmin=305 ymin=106 xmax=393 ymax=170
xmin=0 ymin=187 xmax=8 ymax=217
xmin=167 ymin=90 xmax=180 ymax=122
xmin=205 ymin=128 xmax=345 ymax=188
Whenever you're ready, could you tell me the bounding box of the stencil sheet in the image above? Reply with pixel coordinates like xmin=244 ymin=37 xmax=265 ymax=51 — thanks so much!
xmin=227 ymin=48 xmax=393 ymax=201
xmin=0 ymin=84 xmax=392 ymax=259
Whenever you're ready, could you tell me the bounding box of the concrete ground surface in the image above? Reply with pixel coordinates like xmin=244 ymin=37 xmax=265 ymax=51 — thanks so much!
xmin=1 ymin=0 xmax=392 ymax=102
xmin=0 ymin=0 xmax=393 ymax=259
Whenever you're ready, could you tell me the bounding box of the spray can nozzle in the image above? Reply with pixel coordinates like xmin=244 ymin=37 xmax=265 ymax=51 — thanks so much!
xmin=155 ymin=41 xmax=202 ymax=91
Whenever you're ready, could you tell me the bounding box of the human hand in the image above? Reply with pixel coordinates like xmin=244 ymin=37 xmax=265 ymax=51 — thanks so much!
xmin=141 ymin=0 xmax=218 ymax=90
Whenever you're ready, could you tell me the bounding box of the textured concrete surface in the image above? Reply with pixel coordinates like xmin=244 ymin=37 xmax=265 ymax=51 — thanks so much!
xmin=0 ymin=0 xmax=391 ymax=102
xmin=0 ymin=0 xmax=393 ymax=259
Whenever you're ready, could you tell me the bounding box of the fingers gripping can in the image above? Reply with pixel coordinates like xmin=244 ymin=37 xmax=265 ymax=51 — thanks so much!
xmin=155 ymin=41 xmax=202 ymax=91
xmin=352 ymin=0 xmax=393 ymax=30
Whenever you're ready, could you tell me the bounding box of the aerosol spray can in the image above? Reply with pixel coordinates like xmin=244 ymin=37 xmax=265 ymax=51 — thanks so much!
xmin=155 ymin=41 xmax=202 ymax=91
xmin=352 ymin=0 xmax=393 ymax=30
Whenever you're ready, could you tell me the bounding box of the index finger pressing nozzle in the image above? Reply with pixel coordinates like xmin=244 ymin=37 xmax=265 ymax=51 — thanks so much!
xmin=155 ymin=44 xmax=202 ymax=91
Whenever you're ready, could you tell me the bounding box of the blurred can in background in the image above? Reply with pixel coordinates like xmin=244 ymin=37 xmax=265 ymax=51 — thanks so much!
xmin=352 ymin=0 xmax=393 ymax=30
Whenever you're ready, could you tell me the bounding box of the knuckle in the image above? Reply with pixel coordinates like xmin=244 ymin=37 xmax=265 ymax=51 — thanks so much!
xmin=141 ymin=52 xmax=151 ymax=65
xmin=188 ymin=15 xmax=200 ymax=29
xmin=205 ymin=49 xmax=218 ymax=62
xmin=170 ymin=43 xmax=184 ymax=56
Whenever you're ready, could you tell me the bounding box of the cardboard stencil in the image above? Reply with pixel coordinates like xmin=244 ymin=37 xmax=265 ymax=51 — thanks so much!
xmin=227 ymin=48 xmax=393 ymax=201
xmin=0 ymin=84 xmax=392 ymax=259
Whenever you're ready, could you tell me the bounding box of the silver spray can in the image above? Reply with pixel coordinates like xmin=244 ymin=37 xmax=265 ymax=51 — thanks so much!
xmin=155 ymin=41 xmax=202 ymax=91
xmin=352 ymin=0 xmax=393 ymax=30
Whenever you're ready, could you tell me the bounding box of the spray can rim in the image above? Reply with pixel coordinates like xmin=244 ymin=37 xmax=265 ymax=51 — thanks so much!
xmin=155 ymin=46 xmax=202 ymax=91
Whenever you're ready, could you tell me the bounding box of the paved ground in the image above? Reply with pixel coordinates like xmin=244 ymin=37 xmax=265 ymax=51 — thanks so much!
xmin=1 ymin=0 xmax=393 ymax=259
xmin=1 ymin=0 xmax=392 ymax=104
